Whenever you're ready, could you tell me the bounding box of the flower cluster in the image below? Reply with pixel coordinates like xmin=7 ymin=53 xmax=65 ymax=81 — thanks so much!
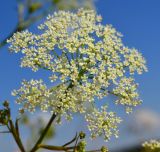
xmin=85 ymin=106 xmax=121 ymax=141
xmin=76 ymin=140 xmax=86 ymax=152
xmin=142 ymin=140 xmax=160 ymax=152
xmin=12 ymin=79 xmax=51 ymax=112
xmin=7 ymin=9 xmax=147 ymax=141
xmin=113 ymin=77 xmax=141 ymax=113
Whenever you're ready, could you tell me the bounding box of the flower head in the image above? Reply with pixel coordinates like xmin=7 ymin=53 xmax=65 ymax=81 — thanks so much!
xmin=8 ymin=8 xmax=147 ymax=141
xmin=142 ymin=140 xmax=160 ymax=152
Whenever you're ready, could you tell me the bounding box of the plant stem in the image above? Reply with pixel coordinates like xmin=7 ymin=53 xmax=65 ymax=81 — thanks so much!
xmin=62 ymin=133 xmax=77 ymax=147
xmin=30 ymin=113 xmax=57 ymax=152
xmin=38 ymin=144 xmax=75 ymax=151
xmin=8 ymin=120 xmax=26 ymax=152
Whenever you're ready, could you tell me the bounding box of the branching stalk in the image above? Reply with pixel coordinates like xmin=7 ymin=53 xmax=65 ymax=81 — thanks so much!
xmin=38 ymin=144 xmax=76 ymax=151
xmin=30 ymin=113 xmax=57 ymax=152
xmin=8 ymin=120 xmax=26 ymax=152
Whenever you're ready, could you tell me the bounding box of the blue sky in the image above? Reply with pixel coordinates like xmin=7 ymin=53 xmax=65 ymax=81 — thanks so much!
xmin=1 ymin=0 xmax=160 ymax=151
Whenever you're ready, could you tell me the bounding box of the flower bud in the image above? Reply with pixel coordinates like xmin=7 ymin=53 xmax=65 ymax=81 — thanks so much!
xmin=3 ymin=100 xmax=9 ymax=108
xmin=101 ymin=146 xmax=109 ymax=152
xmin=79 ymin=131 xmax=86 ymax=139
xmin=0 ymin=109 xmax=9 ymax=125
xmin=77 ymin=140 xmax=86 ymax=152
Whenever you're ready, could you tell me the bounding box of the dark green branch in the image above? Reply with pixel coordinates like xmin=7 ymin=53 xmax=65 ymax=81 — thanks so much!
xmin=30 ymin=113 xmax=57 ymax=152
xmin=62 ymin=133 xmax=78 ymax=147
xmin=38 ymin=144 xmax=76 ymax=151
xmin=8 ymin=120 xmax=26 ymax=152
xmin=86 ymin=150 xmax=100 ymax=152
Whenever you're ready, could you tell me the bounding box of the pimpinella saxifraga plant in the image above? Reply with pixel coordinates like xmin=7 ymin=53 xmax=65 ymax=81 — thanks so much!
xmin=7 ymin=8 xmax=147 ymax=149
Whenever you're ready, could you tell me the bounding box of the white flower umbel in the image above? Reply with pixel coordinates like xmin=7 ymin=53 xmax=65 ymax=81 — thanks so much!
xmin=85 ymin=106 xmax=122 ymax=141
xmin=142 ymin=140 xmax=160 ymax=151
xmin=8 ymin=9 xmax=147 ymax=141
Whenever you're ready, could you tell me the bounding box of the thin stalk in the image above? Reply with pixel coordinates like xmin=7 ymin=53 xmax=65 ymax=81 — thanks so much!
xmin=8 ymin=120 xmax=26 ymax=152
xmin=30 ymin=113 xmax=57 ymax=152
xmin=73 ymin=135 xmax=80 ymax=152
xmin=38 ymin=144 xmax=75 ymax=151
xmin=62 ymin=133 xmax=77 ymax=147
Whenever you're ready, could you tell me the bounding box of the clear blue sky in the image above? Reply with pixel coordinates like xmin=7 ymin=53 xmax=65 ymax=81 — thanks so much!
xmin=0 ymin=0 xmax=160 ymax=151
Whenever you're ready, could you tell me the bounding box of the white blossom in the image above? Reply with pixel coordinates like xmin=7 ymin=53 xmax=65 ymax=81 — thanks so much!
xmin=142 ymin=140 xmax=160 ymax=151
xmin=8 ymin=9 xmax=147 ymax=141
xmin=85 ymin=106 xmax=122 ymax=141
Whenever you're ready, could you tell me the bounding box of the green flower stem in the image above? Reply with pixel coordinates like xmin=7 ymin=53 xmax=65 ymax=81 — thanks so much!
xmin=73 ymin=134 xmax=80 ymax=152
xmin=38 ymin=144 xmax=76 ymax=151
xmin=8 ymin=120 xmax=26 ymax=152
xmin=62 ymin=133 xmax=78 ymax=147
xmin=30 ymin=113 xmax=57 ymax=152
xmin=86 ymin=150 xmax=101 ymax=152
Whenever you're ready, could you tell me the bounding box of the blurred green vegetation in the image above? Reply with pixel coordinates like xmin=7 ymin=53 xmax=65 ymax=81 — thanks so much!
xmin=0 ymin=0 xmax=96 ymax=47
